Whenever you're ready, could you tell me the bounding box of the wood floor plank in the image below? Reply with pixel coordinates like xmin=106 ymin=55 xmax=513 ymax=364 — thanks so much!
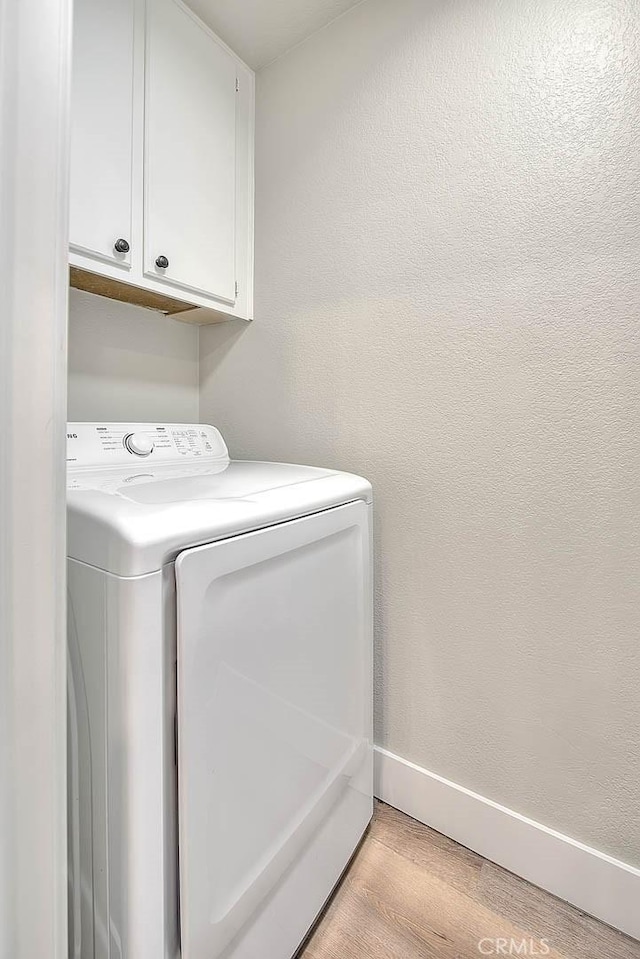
xmin=371 ymin=800 xmax=483 ymax=898
xmin=302 ymin=881 xmax=444 ymax=959
xmin=345 ymin=837 xmax=565 ymax=959
xmin=299 ymin=802 xmax=640 ymax=959
xmin=478 ymin=860 xmax=640 ymax=959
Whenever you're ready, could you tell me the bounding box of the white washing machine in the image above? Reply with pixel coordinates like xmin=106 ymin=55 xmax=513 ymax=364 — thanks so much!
xmin=66 ymin=422 xmax=373 ymax=959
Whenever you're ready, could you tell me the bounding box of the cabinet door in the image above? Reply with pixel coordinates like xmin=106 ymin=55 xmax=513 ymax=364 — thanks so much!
xmin=145 ymin=0 xmax=237 ymax=304
xmin=70 ymin=0 xmax=135 ymax=268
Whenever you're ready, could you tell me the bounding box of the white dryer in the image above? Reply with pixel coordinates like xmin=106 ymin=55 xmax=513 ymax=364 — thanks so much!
xmin=66 ymin=422 xmax=373 ymax=959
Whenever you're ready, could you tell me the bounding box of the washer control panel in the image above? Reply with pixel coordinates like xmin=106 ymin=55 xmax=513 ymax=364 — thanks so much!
xmin=66 ymin=423 xmax=229 ymax=469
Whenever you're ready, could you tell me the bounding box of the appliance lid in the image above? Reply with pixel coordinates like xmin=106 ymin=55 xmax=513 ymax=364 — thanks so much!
xmin=67 ymin=423 xmax=372 ymax=576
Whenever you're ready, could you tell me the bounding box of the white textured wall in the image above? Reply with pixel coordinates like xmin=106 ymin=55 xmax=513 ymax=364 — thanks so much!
xmin=200 ymin=0 xmax=640 ymax=865
xmin=68 ymin=289 xmax=199 ymax=422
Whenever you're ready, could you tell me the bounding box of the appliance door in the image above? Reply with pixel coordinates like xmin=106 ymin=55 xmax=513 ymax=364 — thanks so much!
xmin=175 ymin=501 xmax=372 ymax=959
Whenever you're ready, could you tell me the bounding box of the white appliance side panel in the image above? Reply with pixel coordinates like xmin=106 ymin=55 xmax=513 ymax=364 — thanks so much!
xmin=105 ymin=567 xmax=179 ymax=959
xmin=70 ymin=0 xmax=135 ymax=266
xmin=67 ymin=560 xmax=179 ymax=959
xmin=175 ymin=501 xmax=373 ymax=959
xmin=67 ymin=563 xmax=105 ymax=959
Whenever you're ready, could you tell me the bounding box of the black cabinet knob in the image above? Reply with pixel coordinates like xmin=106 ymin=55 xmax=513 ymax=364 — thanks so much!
xmin=114 ymin=238 xmax=130 ymax=254
xmin=155 ymin=255 xmax=169 ymax=269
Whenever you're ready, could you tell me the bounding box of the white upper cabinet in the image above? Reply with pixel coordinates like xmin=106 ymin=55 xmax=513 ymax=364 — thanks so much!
xmin=145 ymin=0 xmax=237 ymax=303
xmin=70 ymin=0 xmax=135 ymax=268
xmin=69 ymin=0 xmax=254 ymax=324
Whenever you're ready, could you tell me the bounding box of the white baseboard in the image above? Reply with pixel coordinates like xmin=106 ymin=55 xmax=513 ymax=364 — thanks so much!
xmin=374 ymin=746 xmax=640 ymax=942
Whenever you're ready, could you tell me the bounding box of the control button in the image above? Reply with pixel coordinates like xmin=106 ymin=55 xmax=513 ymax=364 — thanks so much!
xmin=123 ymin=432 xmax=154 ymax=457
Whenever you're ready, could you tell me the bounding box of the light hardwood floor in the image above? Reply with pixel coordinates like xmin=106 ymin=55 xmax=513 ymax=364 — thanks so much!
xmin=299 ymin=801 xmax=640 ymax=959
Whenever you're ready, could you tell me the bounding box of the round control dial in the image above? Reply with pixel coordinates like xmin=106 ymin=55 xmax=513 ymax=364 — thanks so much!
xmin=123 ymin=432 xmax=154 ymax=457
